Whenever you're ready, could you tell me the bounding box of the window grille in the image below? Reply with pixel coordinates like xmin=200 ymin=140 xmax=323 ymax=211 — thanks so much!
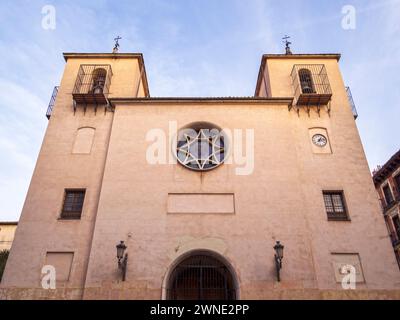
xmin=167 ymin=254 xmax=236 ymax=300
xmin=61 ymin=189 xmax=86 ymax=219
xmin=323 ymin=191 xmax=349 ymax=221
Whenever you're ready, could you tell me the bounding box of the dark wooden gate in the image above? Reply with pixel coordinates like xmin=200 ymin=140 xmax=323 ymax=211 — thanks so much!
xmin=167 ymin=254 xmax=236 ymax=300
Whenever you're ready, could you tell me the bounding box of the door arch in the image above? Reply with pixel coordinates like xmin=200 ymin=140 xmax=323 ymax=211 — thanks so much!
xmin=164 ymin=250 xmax=238 ymax=300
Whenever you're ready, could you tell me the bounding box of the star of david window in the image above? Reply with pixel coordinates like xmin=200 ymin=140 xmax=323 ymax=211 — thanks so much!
xmin=176 ymin=123 xmax=227 ymax=171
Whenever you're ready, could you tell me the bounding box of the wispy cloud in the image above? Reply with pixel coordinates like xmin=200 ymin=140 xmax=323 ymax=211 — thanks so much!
xmin=0 ymin=0 xmax=399 ymax=220
xmin=0 ymin=79 xmax=46 ymax=219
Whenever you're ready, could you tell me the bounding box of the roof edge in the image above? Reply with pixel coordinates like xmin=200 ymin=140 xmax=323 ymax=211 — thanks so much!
xmin=63 ymin=52 xmax=145 ymax=61
xmin=109 ymin=97 xmax=293 ymax=105
xmin=373 ymin=149 xmax=400 ymax=185
xmin=0 ymin=221 xmax=18 ymax=225
xmin=262 ymin=53 xmax=341 ymax=61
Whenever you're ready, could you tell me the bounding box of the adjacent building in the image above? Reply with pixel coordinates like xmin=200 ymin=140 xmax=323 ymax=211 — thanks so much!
xmin=0 ymin=222 xmax=18 ymax=252
xmin=373 ymin=150 xmax=400 ymax=268
xmin=1 ymin=49 xmax=400 ymax=300
xmin=0 ymin=222 xmax=18 ymax=283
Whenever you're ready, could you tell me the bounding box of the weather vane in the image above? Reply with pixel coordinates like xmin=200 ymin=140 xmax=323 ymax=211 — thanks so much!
xmin=113 ymin=36 xmax=122 ymax=53
xmin=282 ymin=35 xmax=292 ymax=55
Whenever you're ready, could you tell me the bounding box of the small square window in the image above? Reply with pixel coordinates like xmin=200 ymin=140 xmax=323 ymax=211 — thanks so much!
xmin=323 ymin=191 xmax=349 ymax=221
xmin=60 ymin=189 xmax=85 ymax=219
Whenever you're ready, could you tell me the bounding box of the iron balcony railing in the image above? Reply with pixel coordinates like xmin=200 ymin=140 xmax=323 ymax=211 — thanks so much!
xmin=381 ymin=194 xmax=400 ymax=214
xmin=72 ymin=64 xmax=112 ymax=105
xmin=46 ymin=86 xmax=59 ymax=119
xmin=291 ymin=64 xmax=332 ymax=106
xmin=390 ymin=232 xmax=400 ymax=248
xmin=346 ymin=86 xmax=358 ymax=119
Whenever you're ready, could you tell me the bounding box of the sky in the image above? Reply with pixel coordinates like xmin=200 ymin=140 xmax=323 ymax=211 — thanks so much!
xmin=0 ymin=0 xmax=399 ymax=221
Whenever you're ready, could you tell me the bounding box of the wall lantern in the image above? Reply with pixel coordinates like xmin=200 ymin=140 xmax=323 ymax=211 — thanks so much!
xmin=116 ymin=241 xmax=128 ymax=281
xmin=273 ymin=241 xmax=284 ymax=282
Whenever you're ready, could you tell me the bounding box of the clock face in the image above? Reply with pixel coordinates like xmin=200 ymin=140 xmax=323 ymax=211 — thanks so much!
xmin=312 ymin=134 xmax=327 ymax=147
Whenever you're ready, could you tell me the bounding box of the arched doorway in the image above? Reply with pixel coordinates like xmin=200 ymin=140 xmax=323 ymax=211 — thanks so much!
xmin=166 ymin=252 xmax=237 ymax=300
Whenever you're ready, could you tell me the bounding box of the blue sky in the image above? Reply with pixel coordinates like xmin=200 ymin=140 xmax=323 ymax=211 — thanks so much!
xmin=0 ymin=0 xmax=399 ymax=221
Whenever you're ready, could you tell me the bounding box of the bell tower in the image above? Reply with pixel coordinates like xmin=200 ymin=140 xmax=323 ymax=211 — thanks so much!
xmin=255 ymin=53 xmax=357 ymax=119
xmin=46 ymin=52 xmax=149 ymax=120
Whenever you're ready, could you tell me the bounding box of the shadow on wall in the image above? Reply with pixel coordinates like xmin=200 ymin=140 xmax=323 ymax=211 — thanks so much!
xmin=0 ymin=250 xmax=10 ymax=282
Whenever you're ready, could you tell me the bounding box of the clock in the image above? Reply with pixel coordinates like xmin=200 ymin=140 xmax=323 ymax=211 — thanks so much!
xmin=312 ymin=134 xmax=327 ymax=147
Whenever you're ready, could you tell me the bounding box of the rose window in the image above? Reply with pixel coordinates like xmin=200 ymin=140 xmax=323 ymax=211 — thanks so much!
xmin=176 ymin=123 xmax=227 ymax=171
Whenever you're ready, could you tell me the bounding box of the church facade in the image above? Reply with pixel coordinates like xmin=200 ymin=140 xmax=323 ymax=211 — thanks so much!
xmin=1 ymin=51 xmax=400 ymax=300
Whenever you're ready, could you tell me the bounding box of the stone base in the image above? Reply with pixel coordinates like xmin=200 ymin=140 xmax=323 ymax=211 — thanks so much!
xmin=0 ymin=287 xmax=83 ymax=300
xmin=1 ymin=287 xmax=400 ymax=300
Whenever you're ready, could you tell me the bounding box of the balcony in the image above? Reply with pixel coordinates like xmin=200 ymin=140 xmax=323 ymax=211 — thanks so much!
xmin=72 ymin=64 xmax=112 ymax=106
xmin=390 ymin=232 xmax=400 ymax=248
xmin=46 ymin=86 xmax=59 ymax=119
xmin=346 ymin=86 xmax=358 ymax=119
xmin=291 ymin=64 xmax=332 ymax=106
xmin=381 ymin=195 xmax=400 ymax=214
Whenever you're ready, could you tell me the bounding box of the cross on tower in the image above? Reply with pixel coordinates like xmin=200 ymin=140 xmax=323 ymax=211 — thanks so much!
xmin=113 ymin=36 xmax=122 ymax=53
xmin=282 ymin=35 xmax=292 ymax=55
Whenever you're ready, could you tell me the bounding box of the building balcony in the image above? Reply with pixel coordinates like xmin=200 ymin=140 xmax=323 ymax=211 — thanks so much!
xmin=390 ymin=232 xmax=400 ymax=248
xmin=291 ymin=64 xmax=332 ymax=107
xmin=346 ymin=86 xmax=358 ymax=119
xmin=46 ymin=86 xmax=59 ymax=119
xmin=72 ymin=64 xmax=112 ymax=106
xmin=381 ymin=195 xmax=400 ymax=214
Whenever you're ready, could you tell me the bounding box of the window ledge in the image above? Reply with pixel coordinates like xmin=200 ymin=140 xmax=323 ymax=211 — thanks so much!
xmin=327 ymin=216 xmax=351 ymax=222
xmin=58 ymin=215 xmax=82 ymax=221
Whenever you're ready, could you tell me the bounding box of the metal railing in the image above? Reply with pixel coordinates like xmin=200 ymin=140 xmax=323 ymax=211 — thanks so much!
xmin=346 ymin=86 xmax=358 ymax=119
xmin=381 ymin=194 xmax=400 ymax=213
xmin=46 ymin=86 xmax=59 ymax=119
xmin=72 ymin=64 xmax=112 ymax=96
xmin=390 ymin=232 xmax=400 ymax=247
xmin=291 ymin=64 xmax=332 ymax=105
xmin=166 ymin=254 xmax=236 ymax=300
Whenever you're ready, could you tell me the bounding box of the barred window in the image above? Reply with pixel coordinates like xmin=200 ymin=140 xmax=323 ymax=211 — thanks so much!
xmin=393 ymin=216 xmax=400 ymax=238
xmin=383 ymin=185 xmax=394 ymax=205
xmin=298 ymin=68 xmax=316 ymax=94
xmin=61 ymin=189 xmax=86 ymax=219
xmin=91 ymin=68 xmax=107 ymax=94
xmin=323 ymin=191 xmax=349 ymax=221
xmin=395 ymin=175 xmax=400 ymax=196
